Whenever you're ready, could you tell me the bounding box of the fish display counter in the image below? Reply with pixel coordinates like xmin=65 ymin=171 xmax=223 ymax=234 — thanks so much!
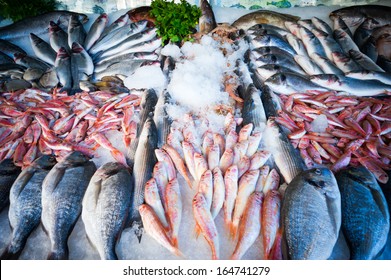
xmin=0 ymin=0 xmax=390 ymax=260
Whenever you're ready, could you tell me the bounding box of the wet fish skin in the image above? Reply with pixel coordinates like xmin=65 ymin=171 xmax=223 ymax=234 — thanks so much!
xmin=82 ymin=162 xmax=132 ymax=260
xmin=99 ymin=13 xmax=129 ymax=40
xmin=335 ymin=167 xmax=390 ymax=260
xmin=255 ymin=53 xmax=306 ymax=75
xmin=0 ymin=50 xmax=13 ymax=64
xmin=310 ymin=52 xmax=344 ymax=75
xmin=165 ymin=178 xmax=182 ymax=247
xmin=0 ymin=159 xmax=21 ymax=212
xmin=311 ymin=28 xmax=344 ymax=62
xmin=353 ymin=18 xmax=381 ymax=49
xmin=361 ymin=36 xmax=378 ymax=62
xmin=242 ymin=84 xmax=267 ymax=130
xmin=199 ymin=0 xmax=217 ymax=34
xmin=71 ymin=42 xmax=94 ymax=91
xmin=330 ymin=5 xmax=391 ymax=28
xmin=332 ymin=17 xmax=353 ymax=38
xmin=311 ymin=17 xmax=333 ymax=35
xmin=331 ymin=51 xmax=363 ymax=73
xmin=84 ymin=13 xmax=109 ymax=51
xmin=349 ymin=49 xmax=384 ymax=72
xmin=333 ymin=28 xmax=360 ymax=54
xmin=92 ymin=60 xmax=157 ymax=81
xmin=41 ymin=151 xmax=96 ymax=260
xmin=282 ymin=168 xmax=341 ymax=260
xmin=345 ymin=70 xmax=391 ymax=85
xmin=251 ymin=34 xmax=297 ymax=56
xmin=14 ymin=53 xmax=51 ymax=71
xmin=248 ymin=23 xmax=290 ymax=37
xmin=299 ymin=26 xmax=327 ymax=58
xmin=49 ymin=21 xmax=69 ymax=53
xmin=154 ymin=91 xmax=172 ymax=148
xmin=68 ymin=14 xmax=86 ymax=49
xmin=294 ymin=54 xmax=324 ymax=75
xmin=29 ymin=33 xmax=57 ymax=65
xmin=0 ymin=156 xmax=56 ymax=260
xmin=232 ymin=10 xmax=300 ymax=30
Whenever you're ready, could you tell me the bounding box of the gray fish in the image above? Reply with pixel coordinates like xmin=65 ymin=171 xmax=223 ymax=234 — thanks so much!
xmin=255 ymin=54 xmax=306 ymax=75
xmin=130 ymin=117 xmax=158 ymax=241
xmin=282 ymin=168 xmax=341 ymax=260
xmin=93 ymin=60 xmax=157 ymax=81
xmin=54 ymin=47 xmax=72 ymax=93
xmin=67 ymin=15 xmax=86 ymax=49
xmin=82 ymin=162 xmax=132 ymax=260
xmin=71 ymin=42 xmax=94 ymax=84
xmin=299 ymin=26 xmax=327 ymax=58
xmin=84 ymin=13 xmax=109 ymax=51
xmin=241 ymin=83 xmax=266 ymax=130
xmin=14 ymin=53 xmax=51 ymax=71
xmin=353 ymin=18 xmax=381 ymax=49
xmin=0 ymin=51 xmax=14 ymax=64
xmin=4 ymin=79 xmax=31 ymax=91
xmin=0 ymin=159 xmax=21 ymax=212
xmin=332 ymin=17 xmax=353 ymax=38
xmin=23 ymin=68 xmax=45 ymax=81
xmin=232 ymin=10 xmax=300 ymax=30
xmin=335 ymin=167 xmax=390 ymax=260
xmin=255 ymin=64 xmax=301 ymax=81
xmin=39 ymin=68 xmax=59 ymax=88
xmin=361 ymin=36 xmax=378 ymax=62
xmin=264 ymin=119 xmax=305 ymax=184
xmin=154 ymin=91 xmax=172 ymax=148
xmin=251 ymin=46 xmax=294 ymax=60
xmin=247 ymin=23 xmax=290 ymax=37
xmin=99 ymin=13 xmax=129 ymax=40
xmin=199 ymin=0 xmax=217 ymax=34
xmin=331 ymin=51 xmax=363 ymax=73
xmin=294 ymin=54 xmax=324 ymax=75
xmin=251 ymin=34 xmax=296 ymax=56
xmin=333 ymin=28 xmax=360 ymax=53
xmin=330 ymin=5 xmax=391 ymax=28
xmin=265 ymin=72 xmax=328 ymax=95
xmin=94 ymin=52 xmax=158 ymax=73
xmin=310 ymin=74 xmax=391 ymax=96
xmin=0 ymin=155 xmax=56 ymax=260
xmin=311 ymin=17 xmax=333 ymax=35
xmin=0 ymin=11 xmax=88 ymax=41
xmin=259 ymin=82 xmax=282 ymax=118
xmin=0 ymin=39 xmax=26 ymax=57
xmin=247 ymin=27 xmax=283 ymax=39
xmin=285 ymin=33 xmax=308 ymax=57
xmin=297 ymin=19 xmax=316 ymax=31
xmin=310 ymin=52 xmax=344 ymax=75
xmin=41 ymin=151 xmax=96 ymax=260
xmin=49 ymin=21 xmax=69 ymax=53
xmin=349 ymin=49 xmax=384 ymax=72
xmin=346 ymin=70 xmax=391 ymax=85
xmin=29 ymin=33 xmax=57 ymax=65
xmin=311 ymin=28 xmax=344 ymax=63
xmin=377 ymin=55 xmax=391 ymax=74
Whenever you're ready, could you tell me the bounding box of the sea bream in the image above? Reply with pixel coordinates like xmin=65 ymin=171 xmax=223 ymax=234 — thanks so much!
xmin=82 ymin=162 xmax=132 ymax=260
xmin=41 ymin=151 xmax=96 ymax=260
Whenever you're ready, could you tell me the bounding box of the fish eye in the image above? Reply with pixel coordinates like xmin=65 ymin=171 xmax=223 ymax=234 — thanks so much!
xmin=318 ymin=181 xmax=325 ymax=187
xmin=280 ymin=74 xmax=286 ymax=82
xmin=315 ymin=169 xmax=321 ymax=175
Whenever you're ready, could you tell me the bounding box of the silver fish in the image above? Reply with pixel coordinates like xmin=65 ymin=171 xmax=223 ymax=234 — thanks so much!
xmin=41 ymin=151 xmax=96 ymax=260
xmin=282 ymin=168 xmax=341 ymax=260
xmin=299 ymin=26 xmax=327 ymax=58
xmin=251 ymin=34 xmax=296 ymax=56
xmin=93 ymin=60 xmax=157 ymax=81
xmin=67 ymin=14 xmax=86 ymax=48
xmin=255 ymin=53 xmax=306 ymax=75
xmin=54 ymin=47 xmax=72 ymax=93
xmin=353 ymin=18 xmax=382 ymax=49
xmin=285 ymin=33 xmax=308 ymax=57
xmin=255 ymin=64 xmax=301 ymax=81
xmin=0 ymin=156 xmax=56 ymax=260
xmin=199 ymin=0 xmax=217 ymax=34
xmin=332 ymin=17 xmax=353 ymax=38
xmin=49 ymin=21 xmax=69 ymax=53
xmin=349 ymin=49 xmax=385 ymax=72
xmin=247 ymin=24 xmax=289 ymax=37
xmin=336 ymin=167 xmax=390 ymax=260
xmin=346 ymin=70 xmax=391 ymax=85
xmin=30 ymin=33 xmax=57 ymax=65
xmin=0 ymin=159 xmax=21 ymax=212
xmin=71 ymin=42 xmax=94 ymax=81
xmin=331 ymin=51 xmax=363 ymax=73
xmin=0 ymin=39 xmax=26 ymax=57
xmin=82 ymin=162 xmax=132 ymax=260
xmin=84 ymin=13 xmax=109 ymax=51
xmin=310 ymin=52 xmax=344 ymax=75
xmin=311 ymin=28 xmax=344 ymax=62
xmin=242 ymin=84 xmax=267 ymax=130
xmin=294 ymin=54 xmax=324 ymax=75
xmin=251 ymin=46 xmax=294 ymax=59
xmin=333 ymin=28 xmax=360 ymax=53
xmin=361 ymin=36 xmax=378 ymax=62
xmin=99 ymin=13 xmax=129 ymax=40
xmin=154 ymin=91 xmax=172 ymax=148
xmin=311 ymin=17 xmax=333 ymax=35
xmin=14 ymin=53 xmax=51 ymax=71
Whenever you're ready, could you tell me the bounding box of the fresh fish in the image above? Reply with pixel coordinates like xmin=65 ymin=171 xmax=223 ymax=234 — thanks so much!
xmin=139 ymin=204 xmax=182 ymax=257
xmin=152 ymin=161 xmax=168 ymax=208
xmin=144 ymin=178 xmax=168 ymax=230
xmin=198 ymin=170 xmax=213 ymax=210
xmin=282 ymin=168 xmax=341 ymax=260
xmin=14 ymin=53 xmax=51 ymax=71
xmin=255 ymin=54 xmax=306 ymax=75
xmin=29 ymin=33 xmax=56 ymax=65
xmin=193 ymin=192 xmax=219 ymax=260
xmin=130 ymin=117 xmax=158 ymax=240
xmin=232 ymin=10 xmax=300 ymax=30
xmin=67 ymin=15 xmax=86 ymax=48
xmin=311 ymin=28 xmax=344 ymax=62
xmin=199 ymin=0 xmax=217 ymax=33
xmin=82 ymin=162 xmax=132 ymax=260
xmin=71 ymin=42 xmax=94 ymax=82
xmin=346 ymin=70 xmax=391 ymax=85
xmin=242 ymin=84 xmax=267 ymax=130
xmin=251 ymin=34 xmax=296 ymax=56
xmin=154 ymin=91 xmax=172 ymax=148
xmin=330 ymin=5 xmax=391 ymax=28
xmin=262 ymin=190 xmax=281 ymax=260
xmin=99 ymin=13 xmax=130 ymax=40
xmin=361 ymin=36 xmax=378 ymax=62
xmin=126 ymin=6 xmax=155 ymax=24
xmin=0 ymin=156 xmax=55 ymax=260
xmin=39 ymin=68 xmax=59 ymax=88
xmin=0 ymin=11 xmax=88 ymax=41
xmin=335 ymin=167 xmax=390 ymax=260
xmin=299 ymin=26 xmax=327 ymax=58
xmin=211 ymin=167 xmax=225 ymax=219
xmin=310 ymin=74 xmax=391 ymax=96
xmin=284 ymin=34 xmax=308 ymax=57
xmin=255 ymin=64 xmax=299 ymax=81
xmin=23 ymin=68 xmax=44 ymax=81
xmin=224 ymin=165 xmax=238 ymax=231
xmin=155 ymin=149 xmax=176 ymax=182
xmin=0 ymin=159 xmax=21 ymax=212
xmin=263 ymin=169 xmax=280 ymax=194
xmin=165 ymin=178 xmax=182 ymax=247
xmin=249 ymin=150 xmax=271 ymax=170
xmin=41 ymin=151 xmax=96 ymax=260
xmin=93 ymin=60 xmax=156 ymax=81
xmin=94 ymin=52 xmax=158 ymax=73
xmin=331 ymin=51 xmax=363 ymax=73
xmin=208 ymin=144 xmax=220 ymax=171
xmin=219 ymin=148 xmax=234 ymax=174
xmin=353 ymin=18 xmax=381 ymax=49
xmin=230 ymin=191 xmax=263 ymax=260
xmin=311 ymin=17 xmax=333 ymax=35
xmin=294 ymin=55 xmax=324 ymax=75
xmin=298 ymin=19 xmax=316 ymax=31
xmin=376 ymin=34 xmax=391 ymax=61
xmin=194 ymin=152 xmax=208 ymax=182
xmin=250 ymin=46 xmax=294 ymax=60
xmin=248 ymin=23 xmax=290 ymax=37
xmin=264 ymin=72 xmax=328 ymax=95
xmin=284 ymin=22 xmax=303 ymax=39
xmin=84 ymin=13 xmax=109 ymax=51
xmin=0 ymin=50 xmax=13 ymax=64
xmin=163 ymin=144 xmax=192 ymax=188
xmin=49 ymin=21 xmax=69 ymax=53
xmin=310 ymin=52 xmax=344 ymax=75
xmin=264 ymin=119 xmax=305 ymax=184
xmin=182 ymin=141 xmax=196 ymax=181
xmin=349 ymin=49 xmax=385 ymax=72
xmin=54 ymin=47 xmax=72 ymax=93
xmin=333 ymin=28 xmax=360 ymax=54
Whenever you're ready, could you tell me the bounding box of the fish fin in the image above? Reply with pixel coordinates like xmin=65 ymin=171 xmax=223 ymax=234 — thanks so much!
xmin=194 ymin=224 xmax=201 ymax=239
xmin=0 ymin=245 xmax=22 ymax=260
xmin=171 ymin=236 xmax=179 ymax=249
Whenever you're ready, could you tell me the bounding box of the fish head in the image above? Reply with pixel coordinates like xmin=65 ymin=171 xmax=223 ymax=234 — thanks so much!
xmin=303 ymin=167 xmax=339 ymax=198
xmin=98 ymin=13 xmax=109 ymax=23
xmin=333 ymin=29 xmax=347 ymax=40
xmin=64 ymin=151 xmax=90 ymax=165
xmin=200 ymin=169 xmax=212 ymax=182
xmin=140 ymin=88 xmax=157 ymax=108
xmin=49 ymin=21 xmax=60 ymax=34
xmin=69 ymin=15 xmax=80 ymax=28
xmin=310 ymin=74 xmax=340 ymax=87
xmin=362 ymin=17 xmax=381 ymax=29
xmin=256 ymin=34 xmax=271 ymax=45
xmin=33 ymin=155 xmax=57 ymax=169
xmin=78 ymin=13 xmax=89 ymax=24
xmin=13 ymin=52 xmax=26 ymax=62
xmin=71 ymin=42 xmax=84 ymax=53
xmin=192 ymin=192 xmax=208 ymax=209
xmin=97 ymin=162 xmax=125 ymax=179
xmin=266 ymin=73 xmax=287 ymax=86
xmin=56 ymin=47 xmax=69 ymax=59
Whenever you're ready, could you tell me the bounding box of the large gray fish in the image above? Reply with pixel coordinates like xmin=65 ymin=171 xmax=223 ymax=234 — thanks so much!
xmin=199 ymin=0 xmax=217 ymax=34
xmin=89 ymin=21 xmax=148 ymax=56
xmin=0 ymin=159 xmax=21 ymax=212
xmin=0 ymin=11 xmax=88 ymax=41
xmin=154 ymin=91 xmax=172 ymax=148
xmin=129 ymin=117 xmax=158 ymax=241
xmin=232 ymin=10 xmax=300 ymax=30
xmin=310 ymin=74 xmax=391 ymax=96
xmin=251 ymin=34 xmax=296 ymax=56
xmin=331 ymin=51 xmax=363 ymax=73
xmin=29 ymin=33 xmax=57 ymax=65
xmin=310 ymin=52 xmax=344 ymax=75
xmin=247 ymin=23 xmax=290 ymax=37
xmin=311 ymin=17 xmax=333 ymax=35
xmin=330 ymin=5 xmax=391 ymax=28
xmin=67 ymin=15 xmax=86 ymax=49
xmin=99 ymin=14 xmax=129 ymax=40
xmin=255 ymin=54 xmax=306 ymax=75
xmin=82 ymin=162 xmax=132 ymax=260
xmin=332 ymin=17 xmax=353 ymax=38
xmin=346 ymin=70 xmax=391 ymax=85
xmin=92 ymin=60 xmax=157 ymax=81
xmin=94 ymin=52 xmax=158 ymax=73
xmin=0 ymin=156 xmax=56 ymax=260
xmin=0 ymin=39 xmax=26 ymax=57
xmin=299 ymin=26 xmax=327 ymax=58
xmin=311 ymin=28 xmax=344 ymax=63
xmin=265 ymin=72 xmax=328 ymax=95
xmin=333 ymin=28 xmax=360 ymax=53
xmin=335 ymin=167 xmax=390 ymax=260
xmin=241 ymin=83 xmax=266 ymax=130
xmin=84 ymin=13 xmax=109 ymax=51
xmin=264 ymin=119 xmax=305 ymax=184
xmin=70 ymin=42 xmax=94 ymax=93
xmin=49 ymin=21 xmax=69 ymax=53
xmin=282 ymin=168 xmax=341 ymax=260
xmin=353 ymin=18 xmax=382 ymax=49
xmin=361 ymin=35 xmax=378 ymax=62
xmin=349 ymin=49 xmax=385 ymax=72
xmin=54 ymin=47 xmax=72 ymax=93
xmin=14 ymin=53 xmax=51 ymax=71
xmin=41 ymin=151 xmax=96 ymax=260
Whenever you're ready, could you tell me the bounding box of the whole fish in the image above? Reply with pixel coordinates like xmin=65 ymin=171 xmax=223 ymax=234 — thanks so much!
xmin=282 ymin=168 xmax=341 ymax=260
xmin=154 ymin=91 xmax=172 ymax=148
xmin=255 ymin=64 xmax=299 ymax=81
xmin=231 ymin=191 xmax=263 ymax=260
xmin=332 ymin=17 xmax=353 ymax=38
xmin=71 ymin=42 xmax=94 ymax=82
xmin=311 ymin=17 xmax=333 ymax=35
xmin=255 ymin=53 xmax=306 ymax=75
xmin=0 ymin=11 xmax=88 ymax=41
xmin=349 ymin=49 xmax=385 ymax=72
xmin=294 ymin=55 xmax=324 ymax=75
xmin=299 ymin=26 xmax=327 ymax=58
xmin=310 ymin=74 xmax=391 ymax=96
xmin=82 ymin=162 xmax=132 ymax=260
xmin=67 ymin=14 xmax=86 ymax=48
xmin=336 ymin=167 xmax=390 ymax=260
xmin=165 ymin=178 xmax=182 ymax=247
xmin=251 ymin=46 xmax=294 ymax=60
xmin=0 ymin=159 xmax=21 ymax=212
xmin=224 ymin=165 xmax=238 ymax=231
xmin=232 ymin=10 xmax=300 ymax=30
xmin=199 ymin=0 xmax=217 ymax=34
xmin=331 ymin=51 xmax=363 ymax=73
xmin=346 ymin=70 xmax=391 ymax=85
xmin=333 ymin=28 xmax=360 ymax=53
xmin=242 ymin=84 xmax=267 ymax=130
xmin=198 ymin=170 xmax=213 ymax=210
xmin=14 ymin=53 xmax=51 ymax=71
xmin=353 ymin=18 xmax=382 ymax=49
xmin=298 ymin=19 xmax=315 ymax=31
xmin=311 ymin=28 xmax=344 ymax=62
xmin=361 ymin=36 xmax=378 ymax=62
xmin=41 ymin=151 xmax=96 ymax=260
xmin=84 ymin=13 xmax=109 ymax=51
xmin=144 ymin=178 xmax=168 ymax=230
xmin=49 ymin=21 xmax=69 ymax=53
xmin=92 ymin=60 xmax=156 ymax=81
xmin=29 ymin=33 xmax=57 ymax=65
xmin=193 ymin=192 xmax=219 ymax=260
xmin=99 ymin=14 xmax=129 ymax=40
xmin=262 ymin=190 xmax=281 ymax=260
xmin=0 ymin=156 xmax=56 ymax=260
xmin=94 ymin=52 xmax=158 ymax=72
xmin=310 ymin=53 xmax=344 ymax=75
xmin=129 ymin=117 xmax=158 ymax=241
xmin=330 ymin=5 xmax=391 ymax=28
xmin=251 ymin=34 xmax=296 ymax=56
xmin=54 ymin=47 xmax=72 ymax=93
xmin=211 ymin=167 xmax=225 ymax=219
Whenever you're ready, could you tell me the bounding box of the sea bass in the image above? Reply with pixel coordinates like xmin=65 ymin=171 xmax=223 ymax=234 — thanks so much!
xmin=199 ymin=0 xmax=217 ymax=34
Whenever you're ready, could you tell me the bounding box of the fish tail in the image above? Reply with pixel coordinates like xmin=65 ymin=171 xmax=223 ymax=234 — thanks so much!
xmin=269 ymin=229 xmax=283 ymax=260
xmin=0 ymin=245 xmax=22 ymax=260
